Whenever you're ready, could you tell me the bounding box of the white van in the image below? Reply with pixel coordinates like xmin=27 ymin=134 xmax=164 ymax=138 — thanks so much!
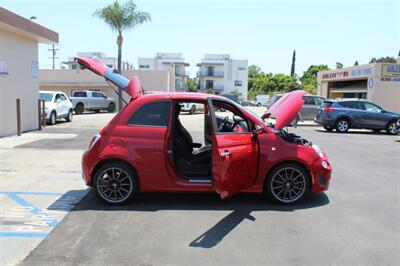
xmin=255 ymin=95 xmax=270 ymax=106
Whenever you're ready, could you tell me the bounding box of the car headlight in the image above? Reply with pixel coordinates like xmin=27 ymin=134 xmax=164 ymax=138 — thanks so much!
xmin=312 ymin=144 xmax=324 ymax=158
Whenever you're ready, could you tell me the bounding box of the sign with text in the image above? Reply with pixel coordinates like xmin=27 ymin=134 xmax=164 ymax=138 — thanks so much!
xmin=381 ymin=63 xmax=400 ymax=77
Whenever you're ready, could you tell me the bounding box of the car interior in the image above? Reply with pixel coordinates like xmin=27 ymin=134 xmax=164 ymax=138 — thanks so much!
xmin=172 ymin=100 xmax=251 ymax=180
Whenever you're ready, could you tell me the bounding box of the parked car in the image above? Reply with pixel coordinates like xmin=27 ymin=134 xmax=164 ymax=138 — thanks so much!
xmin=267 ymin=93 xmax=282 ymax=108
xmin=255 ymin=95 xmax=270 ymax=106
xmin=396 ymin=119 xmax=400 ymax=134
xmin=76 ymin=57 xmax=332 ymax=205
xmin=70 ymin=90 xmax=116 ymax=114
xmin=315 ymin=99 xmax=400 ymax=134
xmin=39 ymin=91 xmax=73 ymax=125
xmin=179 ymin=102 xmax=204 ymax=114
xmin=267 ymin=93 xmax=325 ymax=123
xmin=239 ymin=100 xmax=257 ymax=107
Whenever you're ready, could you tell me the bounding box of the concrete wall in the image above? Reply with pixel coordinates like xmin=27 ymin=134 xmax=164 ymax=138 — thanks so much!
xmin=0 ymin=30 xmax=39 ymax=137
xmin=39 ymin=69 xmax=172 ymax=105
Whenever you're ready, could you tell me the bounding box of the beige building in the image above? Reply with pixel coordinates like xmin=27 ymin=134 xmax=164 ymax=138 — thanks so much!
xmin=0 ymin=7 xmax=58 ymax=137
xmin=40 ymin=68 xmax=174 ymax=105
xmin=317 ymin=63 xmax=400 ymax=112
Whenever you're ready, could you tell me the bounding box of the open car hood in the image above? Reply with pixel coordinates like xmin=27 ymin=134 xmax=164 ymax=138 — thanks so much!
xmin=262 ymin=90 xmax=306 ymax=130
xmin=74 ymin=57 xmax=143 ymax=100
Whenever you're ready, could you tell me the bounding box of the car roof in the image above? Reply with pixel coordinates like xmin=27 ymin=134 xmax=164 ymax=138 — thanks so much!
xmin=327 ymin=98 xmax=368 ymax=102
xmin=140 ymin=92 xmax=227 ymax=101
xmin=39 ymin=91 xmax=65 ymax=94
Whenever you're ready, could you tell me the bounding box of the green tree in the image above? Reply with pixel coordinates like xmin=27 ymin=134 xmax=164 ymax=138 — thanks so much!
xmin=94 ymin=0 xmax=151 ymax=110
xmin=248 ymin=64 xmax=262 ymax=78
xmin=354 ymin=60 xmax=359 ymax=66
xmin=290 ymin=50 xmax=296 ymax=78
xmin=186 ymin=78 xmax=197 ymax=92
xmin=300 ymin=64 xmax=329 ymax=94
xmin=369 ymin=56 xmax=396 ymax=63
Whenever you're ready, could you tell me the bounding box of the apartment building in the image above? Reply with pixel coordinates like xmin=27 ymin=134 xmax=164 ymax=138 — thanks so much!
xmin=196 ymin=54 xmax=248 ymax=100
xmin=138 ymin=53 xmax=189 ymax=91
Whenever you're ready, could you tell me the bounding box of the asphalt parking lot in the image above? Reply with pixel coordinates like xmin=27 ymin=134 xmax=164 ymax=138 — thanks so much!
xmin=1 ymin=109 xmax=399 ymax=265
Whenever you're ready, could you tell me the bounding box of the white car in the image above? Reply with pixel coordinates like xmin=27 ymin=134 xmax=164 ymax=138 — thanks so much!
xmin=179 ymin=102 xmax=204 ymax=114
xmin=39 ymin=91 xmax=73 ymax=125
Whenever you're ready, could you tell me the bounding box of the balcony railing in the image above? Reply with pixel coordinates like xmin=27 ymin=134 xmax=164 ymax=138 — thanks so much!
xmin=196 ymin=70 xmax=224 ymax=78
xmin=200 ymin=84 xmax=224 ymax=92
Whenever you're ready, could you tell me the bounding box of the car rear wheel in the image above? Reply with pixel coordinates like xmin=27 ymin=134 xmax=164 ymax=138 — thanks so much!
xmin=93 ymin=162 xmax=138 ymax=205
xmin=386 ymin=120 xmax=398 ymax=135
xmin=266 ymin=163 xmax=309 ymax=204
xmin=49 ymin=111 xmax=56 ymax=125
xmin=190 ymin=105 xmax=196 ymax=115
xmin=323 ymin=125 xmax=333 ymax=132
xmin=75 ymin=103 xmax=84 ymax=115
xmin=107 ymin=103 xmax=115 ymax=113
xmin=66 ymin=109 xmax=73 ymax=122
xmin=335 ymin=118 xmax=349 ymax=133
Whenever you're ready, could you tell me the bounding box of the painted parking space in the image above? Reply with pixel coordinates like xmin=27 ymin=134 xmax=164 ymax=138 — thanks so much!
xmin=0 ymin=190 xmax=88 ymax=265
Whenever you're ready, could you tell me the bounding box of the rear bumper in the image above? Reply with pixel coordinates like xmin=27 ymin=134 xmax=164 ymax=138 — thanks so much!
xmin=82 ymin=150 xmax=96 ymax=186
xmin=315 ymin=118 xmax=335 ymax=127
xmin=310 ymin=158 xmax=332 ymax=193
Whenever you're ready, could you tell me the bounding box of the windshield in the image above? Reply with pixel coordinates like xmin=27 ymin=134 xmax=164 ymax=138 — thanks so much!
xmin=39 ymin=92 xmax=54 ymax=102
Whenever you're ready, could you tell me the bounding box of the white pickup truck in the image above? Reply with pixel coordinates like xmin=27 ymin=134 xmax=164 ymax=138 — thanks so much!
xmin=70 ymin=90 xmax=116 ymax=114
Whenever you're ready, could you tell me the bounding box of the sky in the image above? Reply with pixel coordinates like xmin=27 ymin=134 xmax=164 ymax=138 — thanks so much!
xmin=1 ymin=0 xmax=399 ymax=78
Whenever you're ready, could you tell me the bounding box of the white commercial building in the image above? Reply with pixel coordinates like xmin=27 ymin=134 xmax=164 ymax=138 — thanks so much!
xmin=0 ymin=7 xmax=58 ymax=137
xmin=196 ymin=54 xmax=248 ymax=100
xmin=317 ymin=60 xmax=400 ymax=112
xmin=138 ymin=53 xmax=189 ymax=91
xmin=62 ymin=52 xmax=133 ymax=70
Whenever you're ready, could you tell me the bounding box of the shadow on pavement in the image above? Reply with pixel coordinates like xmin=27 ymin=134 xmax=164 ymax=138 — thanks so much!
xmin=67 ymin=190 xmax=329 ymax=248
xmin=314 ymin=129 xmax=395 ymax=136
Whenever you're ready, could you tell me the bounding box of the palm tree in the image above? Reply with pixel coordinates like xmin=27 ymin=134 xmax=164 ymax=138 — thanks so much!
xmin=94 ymin=0 xmax=151 ymax=110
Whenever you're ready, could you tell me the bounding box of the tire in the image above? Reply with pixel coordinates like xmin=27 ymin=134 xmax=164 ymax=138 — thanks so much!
xmin=323 ymin=125 xmax=334 ymax=132
xmin=335 ymin=118 xmax=350 ymax=133
xmin=257 ymin=103 xmax=261 ymax=107
xmin=93 ymin=162 xmax=139 ymax=205
xmin=386 ymin=120 xmax=398 ymax=135
xmin=190 ymin=105 xmax=196 ymax=115
xmin=266 ymin=163 xmax=309 ymax=204
xmin=66 ymin=109 xmax=73 ymax=122
xmin=107 ymin=103 xmax=116 ymax=113
xmin=49 ymin=111 xmax=56 ymax=125
xmin=75 ymin=103 xmax=84 ymax=115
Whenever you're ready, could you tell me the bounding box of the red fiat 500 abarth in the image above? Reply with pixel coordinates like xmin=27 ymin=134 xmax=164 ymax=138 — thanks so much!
xmin=77 ymin=57 xmax=331 ymax=205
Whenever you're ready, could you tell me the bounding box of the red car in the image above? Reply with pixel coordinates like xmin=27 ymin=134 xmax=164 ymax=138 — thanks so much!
xmin=77 ymin=57 xmax=332 ymax=205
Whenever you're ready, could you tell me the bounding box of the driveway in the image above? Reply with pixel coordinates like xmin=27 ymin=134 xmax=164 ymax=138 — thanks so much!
xmin=12 ymin=112 xmax=400 ymax=265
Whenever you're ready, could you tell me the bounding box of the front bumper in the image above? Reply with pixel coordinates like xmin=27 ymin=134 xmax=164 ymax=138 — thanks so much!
xmin=310 ymin=157 xmax=332 ymax=193
xmin=82 ymin=150 xmax=96 ymax=186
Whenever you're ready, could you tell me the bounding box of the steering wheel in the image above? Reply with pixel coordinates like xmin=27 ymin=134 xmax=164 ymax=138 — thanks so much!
xmin=218 ymin=116 xmax=229 ymax=132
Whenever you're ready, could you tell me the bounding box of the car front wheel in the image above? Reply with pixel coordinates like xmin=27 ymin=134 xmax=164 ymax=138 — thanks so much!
xmin=49 ymin=111 xmax=56 ymax=125
xmin=266 ymin=163 xmax=309 ymax=204
xmin=190 ymin=105 xmax=196 ymax=115
xmin=66 ymin=109 xmax=73 ymax=122
xmin=386 ymin=120 xmax=398 ymax=135
xmin=93 ymin=162 xmax=138 ymax=205
xmin=335 ymin=118 xmax=349 ymax=133
xmin=108 ymin=103 xmax=116 ymax=113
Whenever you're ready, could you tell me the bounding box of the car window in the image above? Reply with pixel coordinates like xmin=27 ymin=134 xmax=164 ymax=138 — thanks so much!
xmin=338 ymin=101 xmax=358 ymax=109
xmin=59 ymin=94 xmax=67 ymax=101
xmin=314 ymin=97 xmax=325 ymax=105
xmin=73 ymin=91 xmax=87 ymax=97
xmin=54 ymin=94 xmax=61 ymax=102
xmin=364 ymin=102 xmax=382 ymax=113
xmin=128 ymin=101 xmax=170 ymax=127
xmin=303 ymin=96 xmax=316 ymax=105
xmin=39 ymin=92 xmax=53 ymax=102
xmin=93 ymin=92 xmax=105 ymax=98
xmin=211 ymin=100 xmax=251 ymax=133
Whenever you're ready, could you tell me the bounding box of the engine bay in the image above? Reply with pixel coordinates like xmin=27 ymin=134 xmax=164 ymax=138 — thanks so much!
xmin=277 ymin=128 xmax=312 ymax=146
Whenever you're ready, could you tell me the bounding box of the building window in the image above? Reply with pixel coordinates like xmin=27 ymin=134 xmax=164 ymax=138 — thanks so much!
xmin=71 ymin=64 xmax=77 ymax=70
xmin=238 ymin=67 xmax=246 ymax=71
xmin=139 ymin=64 xmax=150 ymax=69
xmin=234 ymin=80 xmax=243 ymax=86
xmin=175 ymin=79 xmax=183 ymax=89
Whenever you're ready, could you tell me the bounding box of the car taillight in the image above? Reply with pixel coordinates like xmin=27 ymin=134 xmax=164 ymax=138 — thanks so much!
xmin=88 ymin=134 xmax=101 ymax=150
xmin=323 ymin=107 xmax=336 ymax=112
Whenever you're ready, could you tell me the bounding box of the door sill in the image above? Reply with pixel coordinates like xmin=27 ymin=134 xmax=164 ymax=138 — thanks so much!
xmin=188 ymin=179 xmax=212 ymax=183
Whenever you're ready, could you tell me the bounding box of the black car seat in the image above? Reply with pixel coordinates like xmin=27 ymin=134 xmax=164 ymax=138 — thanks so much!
xmin=173 ymin=104 xmax=211 ymax=176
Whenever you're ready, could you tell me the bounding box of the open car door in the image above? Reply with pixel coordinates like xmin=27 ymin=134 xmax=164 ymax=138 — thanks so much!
xmin=210 ymin=99 xmax=259 ymax=199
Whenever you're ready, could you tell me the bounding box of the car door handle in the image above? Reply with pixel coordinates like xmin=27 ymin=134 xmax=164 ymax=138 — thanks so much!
xmin=220 ymin=150 xmax=231 ymax=158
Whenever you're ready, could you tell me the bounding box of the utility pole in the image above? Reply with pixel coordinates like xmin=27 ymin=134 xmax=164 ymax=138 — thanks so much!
xmin=48 ymin=44 xmax=59 ymax=69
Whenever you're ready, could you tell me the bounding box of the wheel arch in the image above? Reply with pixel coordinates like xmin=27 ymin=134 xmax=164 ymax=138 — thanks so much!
xmin=263 ymin=160 xmax=313 ymax=193
xmin=91 ymin=158 xmax=140 ymax=191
